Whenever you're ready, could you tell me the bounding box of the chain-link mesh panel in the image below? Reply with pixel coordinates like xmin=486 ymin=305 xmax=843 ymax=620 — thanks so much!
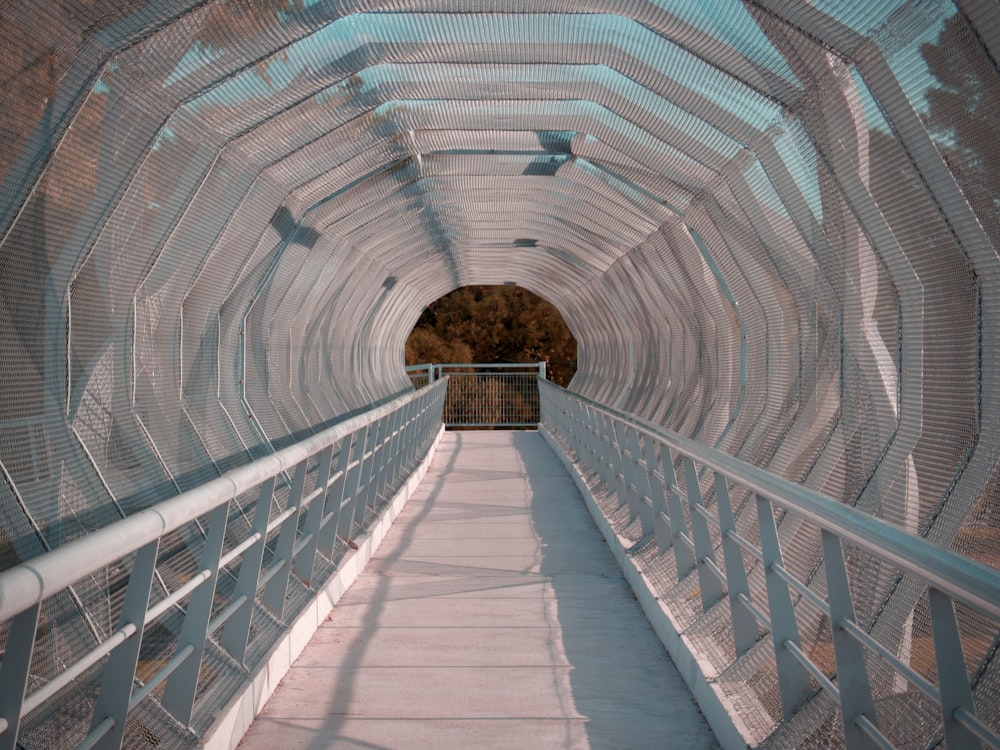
xmin=2 ymin=1 xmax=999 ymax=748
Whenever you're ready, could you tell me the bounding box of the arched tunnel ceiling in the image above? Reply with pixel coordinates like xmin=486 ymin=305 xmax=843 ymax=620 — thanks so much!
xmin=1 ymin=0 xmax=999 ymax=570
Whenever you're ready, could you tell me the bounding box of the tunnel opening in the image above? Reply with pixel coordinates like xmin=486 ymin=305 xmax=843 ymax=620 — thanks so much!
xmin=405 ymin=284 xmax=577 ymax=388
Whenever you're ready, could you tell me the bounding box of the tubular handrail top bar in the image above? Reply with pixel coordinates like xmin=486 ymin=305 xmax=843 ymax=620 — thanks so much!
xmin=0 ymin=379 xmax=448 ymax=623
xmin=405 ymin=362 xmax=545 ymax=374
xmin=541 ymin=381 xmax=1000 ymax=621
xmin=432 ymin=363 xmax=542 ymax=369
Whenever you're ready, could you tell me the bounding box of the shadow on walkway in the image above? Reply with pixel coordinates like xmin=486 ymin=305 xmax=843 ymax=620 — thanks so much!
xmin=236 ymin=432 xmax=717 ymax=749
xmin=514 ymin=431 xmax=718 ymax=749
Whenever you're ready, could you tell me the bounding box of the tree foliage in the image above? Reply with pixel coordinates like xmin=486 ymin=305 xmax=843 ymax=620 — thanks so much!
xmin=920 ymin=13 xmax=1000 ymax=244
xmin=405 ymin=285 xmax=577 ymax=387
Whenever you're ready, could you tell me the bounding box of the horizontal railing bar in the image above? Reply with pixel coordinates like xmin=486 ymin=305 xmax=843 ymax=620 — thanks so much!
xmin=219 ymin=532 xmax=263 ymax=569
xmin=785 ymin=640 xmax=839 ymax=701
xmin=292 ymin=532 xmax=315 ymax=558
xmin=772 ymin=563 xmax=831 ymax=617
xmin=207 ymin=594 xmax=249 ymax=637
xmin=302 ymin=485 xmax=324 ymax=506
xmin=838 ymin=618 xmax=940 ymax=702
xmin=954 ymin=707 xmax=1000 ymax=747
xmin=22 ymin=622 xmax=138 ymax=715
xmin=725 ymin=529 xmax=764 ymax=562
xmin=77 ymin=716 xmax=115 ymax=750
xmin=23 ymin=559 xmax=240 ymax=717
xmin=692 ymin=502 xmax=722 ymax=529
xmin=444 ymin=425 xmax=539 ymax=429
xmin=855 ymin=714 xmax=897 ymax=750
xmin=326 ymin=468 xmax=345 ymax=488
xmin=703 ymin=556 xmax=727 ymax=586
xmin=258 ymin=558 xmax=286 ymax=589
xmin=0 ymin=380 xmax=447 ymax=623
xmin=540 ymin=381 xmax=1000 ymax=622
xmin=737 ymin=591 xmax=771 ymax=629
xmin=265 ymin=506 xmax=298 ymax=535
xmin=146 ymin=570 xmax=211 ymax=623
xmin=128 ymin=644 xmax=195 ymax=711
xmin=677 ymin=531 xmax=695 ymax=552
xmin=435 ymin=362 xmax=543 ymax=370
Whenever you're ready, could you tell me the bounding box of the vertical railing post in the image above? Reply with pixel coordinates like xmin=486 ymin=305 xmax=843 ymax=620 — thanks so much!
xmin=556 ymin=389 xmax=574 ymax=451
xmin=587 ymin=406 xmax=606 ymax=485
xmin=379 ymin=408 xmax=398 ymax=496
xmin=409 ymin=394 xmax=425 ymax=465
xmin=263 ymin=459 xmax=309 ymax=618
xmin=578 ymin=403 xmax=600 ymax=476
xmin=683 ymin=458 xmax=724 ymax=612
xmin=716 ymin=473 xmax=756 ymax=657
xmin=645 ymin=437 xmax=672 ymax=556
xmin=401 ymin=394 xmax=420 ymax=472
xmin=294 ymin=444 xmax=335 ymax=585
xmin=573 ymin=400 xmax=593 ymax=466
xmin=348 ymin=423 xmax=374 ymax=536
xmin=355 ymin=418 xmax=381 ymax=524
xmin=338 ymin=425 xmax=367 ymax=544
xmin=89 ymin=540 xmax=159 ymax=750
xmin=0 ymin=602 xmax=40 ymax=750
xmin=617 ymin=424 xmax=639 ymax=519
xmin=630 ymin=430 xmax=654 ymax=539
xmin=756 ymin=493 xmax=811 ymax=719
xmin=372 ymin=410 xmax=399 ymax=504
xmin=662 ymin=446 xmax=695 ymax=576
xmin=821 ymin=530 xmax=879 ymax=749
xmin=385 ymin=403 xmax=405 ymax=492
xmin=378 ymin=403 xmax=405 ymax=501
xmin=221 ymin=476 xmax=275 ymax=663
xmin=319 ymin=437 xmax=352 ymax=559
xmin=162 ymin=501 xmax=231 ymax=725
xmin=929 ymin=587 xmax=978 ymax=749
xmin=359 ymin=416 xmax=384 ymax=513
xmin=607 ymin=417 xmax=627 ymax=507
xmin=401 ymin=397 xmax=422 ymax=473
xmin=612 ymin=420 xmax=632 ymax=512
xmin=568 ymin=397 xmax=586 ymax=460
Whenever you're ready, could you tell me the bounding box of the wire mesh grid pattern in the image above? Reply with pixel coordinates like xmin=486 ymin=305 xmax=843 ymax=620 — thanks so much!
xmin=0 ymin=1 xmax=998 ymax=748
xmin=541 ymin=381 xmax=1000 ymax=750
xmin=0 ymin=382 xmax=445 ymax=750
xmin=431 ymin=363 xmax=544 ymax=428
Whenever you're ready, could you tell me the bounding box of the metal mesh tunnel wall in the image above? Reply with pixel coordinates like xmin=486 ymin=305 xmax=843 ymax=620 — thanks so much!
xmin=1 ymin=1 xmax=998 ymax=748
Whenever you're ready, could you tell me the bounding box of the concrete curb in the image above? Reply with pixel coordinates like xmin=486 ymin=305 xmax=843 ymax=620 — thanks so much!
xmin=199 ymin=424 xmax=445 ymax=750
xmin=540 ymin=426 xmax=754 ymax=750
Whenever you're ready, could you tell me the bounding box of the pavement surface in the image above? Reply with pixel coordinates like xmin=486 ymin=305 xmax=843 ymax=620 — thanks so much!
xmin=237 ymin=430 xmax=719 ymax=749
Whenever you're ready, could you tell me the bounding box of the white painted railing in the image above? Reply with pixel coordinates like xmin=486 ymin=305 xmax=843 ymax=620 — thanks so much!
xmin=0 ymin=380 xmax=446 ymax=750
xmin=406 ymin=362 xmax=545 ymax=427
xmin=540 ymin=380 xmax=1000 ymax=750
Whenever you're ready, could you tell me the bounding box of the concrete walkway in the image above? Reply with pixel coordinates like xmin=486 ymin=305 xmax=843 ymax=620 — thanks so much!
xmin=237 ymin=431 xmax=719 ymax=750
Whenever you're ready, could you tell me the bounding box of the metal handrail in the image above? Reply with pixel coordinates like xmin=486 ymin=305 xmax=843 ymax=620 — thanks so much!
xmin=408 ymin=362 xmax=546 ymax=428
xmin=406 ymin=361 xmax=546 ymax=381
xmin=540 ymin=380 xmax=1000 ymax=749
xmin=540 ymin=380 xmax=1000 ymax=619
xmin=0 ymin=380 xmax=447 ymax=750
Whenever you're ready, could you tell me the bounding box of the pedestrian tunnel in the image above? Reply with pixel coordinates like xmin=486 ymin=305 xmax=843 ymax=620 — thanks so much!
xmin=1 ymin=3 xmax=999 ymax=749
